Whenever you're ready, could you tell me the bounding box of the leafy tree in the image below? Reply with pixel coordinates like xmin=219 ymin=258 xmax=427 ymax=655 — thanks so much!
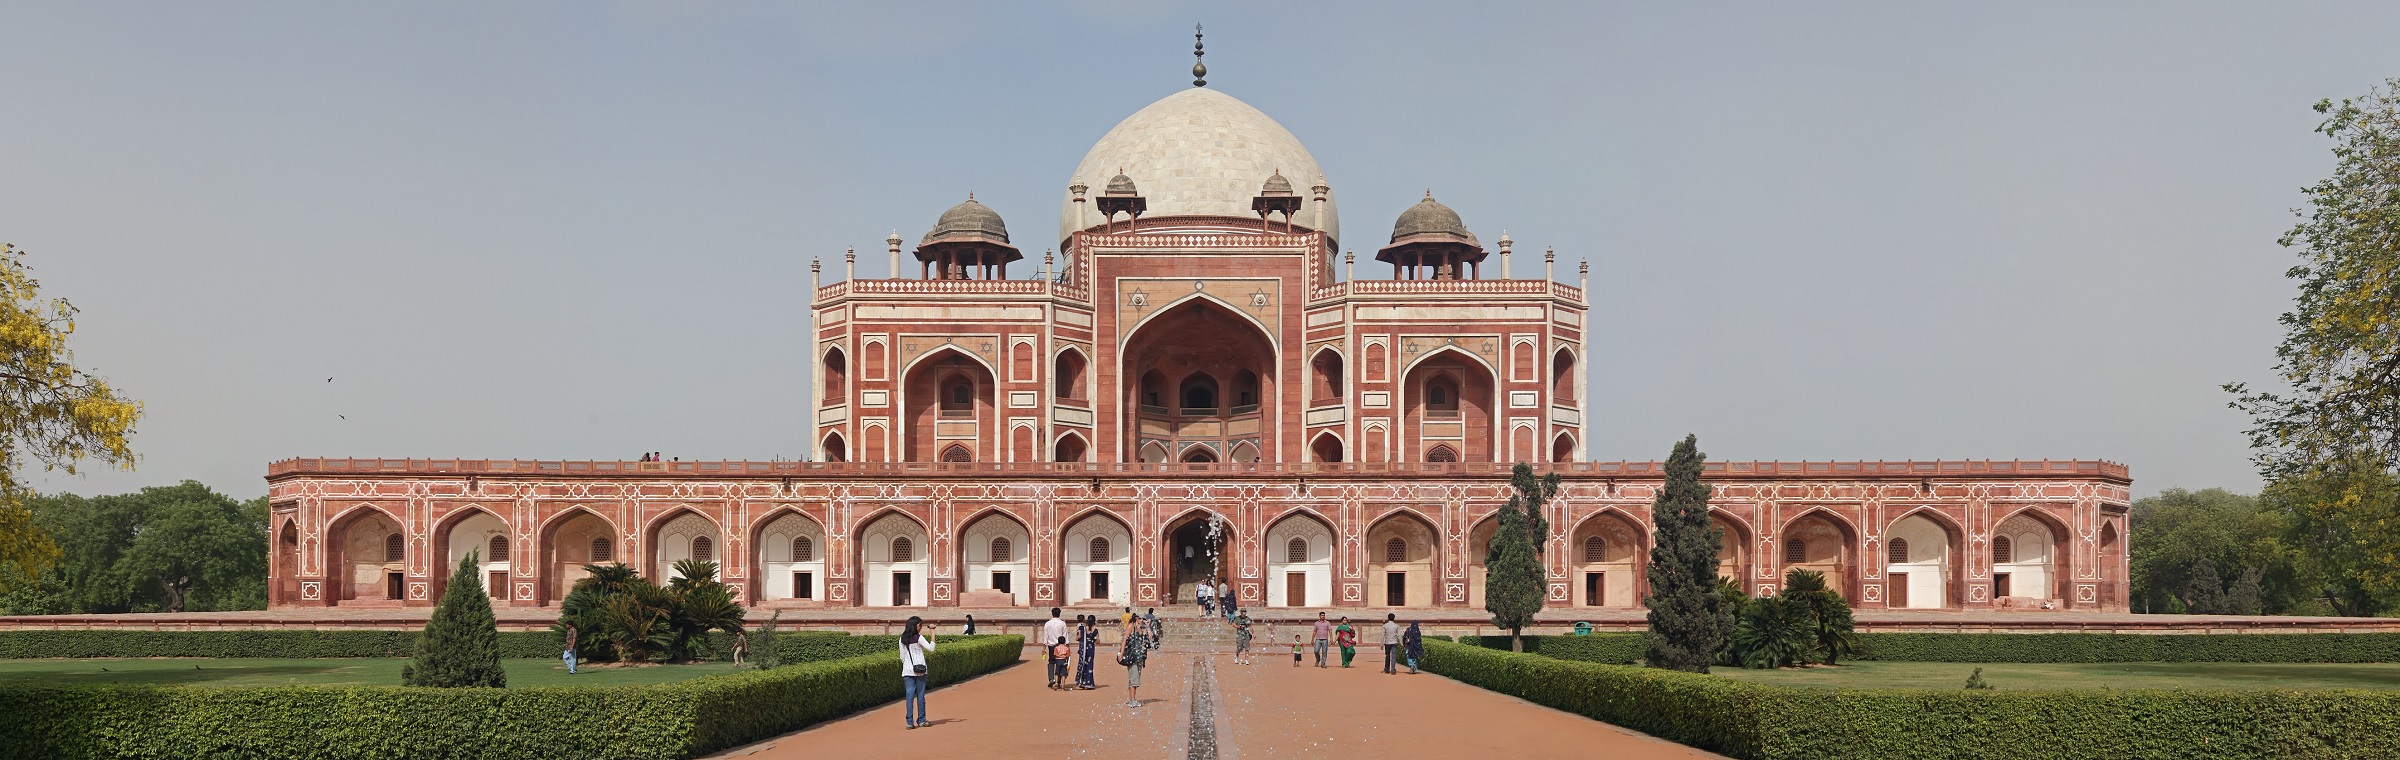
xmin=0 ymin=244 xmax=142 ymax=595
xmin=2226 ymin=80 xmax=2400 ymax=611
xmin=2128 ymin=488 xmax=2299 ymax=614
xmin=2261 ymin=459 xmax=2400 ymax=616
xmin=1645 ymin=435 xmax=1728 ymax=673
xmin=1781 ymin=569 xmax=1858 ymax=665
xmin=403 ymin=552 xmax=505 ymax=688
xmin=553 ymin=559 xmax=746 ymax=665
xmin=2227 ymin=79 xmax=2400 ymax=480
xmin=1482 ymin=463 xmax=1555 ymax=652
xmin=2 ymin=482 xmax=264 ymax=614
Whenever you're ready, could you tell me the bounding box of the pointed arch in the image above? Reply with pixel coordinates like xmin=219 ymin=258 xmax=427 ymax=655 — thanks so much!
xmin=1309 ymin=345 xmax=1346 ymax=404
xmin=325 ymin=504 xmax=406 ymax=604
xmin=1551 ymin=346 xmax=1577 ymax=403
xmin=1404 ymin=345 xmax=1497 ymax=462
xmin=1061 ymin=507 xmax=1134 ymax=605
xmin=750 ymin=506 xmax=827 ymax=603
xmin=1551 ymin=432 xmax=1577 ymax=463
xmin=1992 ymin=505 xmax=2073 ymax=603
xmin=536 ymin=506 xmax=619 ymax=605
xmin=1778 ymin=507 xmax=1860 ymax=601
xmin=1264 ymin=509 xmax=1336 ymax=607
xmin=821 ymin=345 xmax=849 ymax=401
xmin=1569 ymin=508 xmax=1649 ymax=608
xmin=1053 ymin=344 xmax=1090 ymax=402
xmin=1365 ymin=508 xmax=1439 ymax=607
xmin=862 ymin=338 xmax=888 ymax=380
xmin=1309 ymin=431 xmax=1344 ymax=463
xmin=1884 ymin=506 xmax=1964 ymax=609
xmin=856 ymin=509 xmax=930 ymax=607
xmin=644 ymin=506 xmax=724 ymax=582
xmin=1053 ymin=430 xmax=1090 ymax=463
xmin=432 ymin=505 xmax=512 ymax=604
xmin=957 ymin=508 xmax=1032 ymax=606
xmin=820 ymin=432 xmax=848 ymax=463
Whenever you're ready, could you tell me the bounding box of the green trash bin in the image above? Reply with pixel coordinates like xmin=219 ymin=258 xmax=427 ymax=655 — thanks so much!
xmin=1574 ymin=621 xmax=1592 ymax=636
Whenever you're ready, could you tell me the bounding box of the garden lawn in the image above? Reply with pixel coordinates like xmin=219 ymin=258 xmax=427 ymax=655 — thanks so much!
xmin=0 ymin=658 xmax=745 ymax=688
xmin=1710 ymin=660 xmax=2400 ymax=691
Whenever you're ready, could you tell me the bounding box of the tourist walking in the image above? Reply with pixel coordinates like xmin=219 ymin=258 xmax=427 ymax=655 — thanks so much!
xmin=1291 ymin=634 xmax=1304 ymax=667
xmin=963 ymin=614 xmax=977 ymax=635
xmin=732 ymin=631 xmax=749 ymax=668
xmin=1220 ymin=583 xmax=1236 ymax=620
xmin=1145 ymin=608 xmax=1164 ymax=651
xmin=1381 ymin=614 xmax=1400 ymax=674
xmin=561 ymin=624 xmax=578 ymax=675
xmin=1232 ymin=610 xmax=1253 ymax=664
xmin=1403 ymin=621 xmax=1424 ymax=674
xmin=1121 ymin=613 xmax=1153 ymax=708
xmin=1335 ymin=617 xmax=1358 ymax=667
xmin=1042 ymin=607 xmax=1069 ymax=690
xmin=899 ymin=617 xmax=938 ymax=729
xmin=1197 ymin=579 xmax=1215 ymax=617
xmin=1312 ymin=612 xmax=1332 ymax=667
xmin=1075 ymin=615 xmax=1098 ymax=689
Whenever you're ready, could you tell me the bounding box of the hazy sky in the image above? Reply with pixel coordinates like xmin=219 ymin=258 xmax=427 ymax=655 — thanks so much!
xmin=5 ymin=2 xmax=2396 ymax=500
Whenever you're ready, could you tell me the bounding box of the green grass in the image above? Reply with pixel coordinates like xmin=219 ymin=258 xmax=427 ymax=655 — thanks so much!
xmin=1710 ymin=660 xmax=2400 ymax=691
xmin=0 ymin=658 xmax=748 ymax=688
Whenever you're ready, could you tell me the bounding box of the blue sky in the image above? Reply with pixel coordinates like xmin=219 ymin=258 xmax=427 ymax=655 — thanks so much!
xmin=5 ymin=2 xmax=2397 ymax=498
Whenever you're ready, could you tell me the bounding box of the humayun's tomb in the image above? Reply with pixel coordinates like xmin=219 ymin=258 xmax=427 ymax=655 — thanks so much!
xmin=260 ymin=76 xmax=2133 ymax=620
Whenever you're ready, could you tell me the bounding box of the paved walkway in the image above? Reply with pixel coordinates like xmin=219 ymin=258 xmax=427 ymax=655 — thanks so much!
xmin=705 ymin=650 xmax=1721 ymax=759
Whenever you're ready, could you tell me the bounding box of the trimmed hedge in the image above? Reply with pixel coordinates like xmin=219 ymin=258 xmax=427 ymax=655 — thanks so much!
xmin=0 ymin=629 xmax=885 ymax=662
xmin=0 ymin=634 xmax=1022 ymax=760
xmin=1848 ymin=632 xmax=2400 ymax=664
xmin=1459 ymin=633 xmax=1645 ymax=664
xmin=1423 ymin=640 xmax=2400 ymax=760
xmin=1479 ymin=632 xmax=2400 ymax=666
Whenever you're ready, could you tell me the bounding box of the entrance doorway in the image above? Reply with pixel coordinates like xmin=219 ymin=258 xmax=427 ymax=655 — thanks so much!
xmin=1584 ymin=571 xmax=1604 ymax=607
xmin=487 ymin=571 xmax=507 ymax=601
xmin=1165 ymin=513 xmax=1227 ymax=605
xmin=1287 ymin=572 xmax=1308 ymax=607
xmin=1888 ymin=573 xmax=1909 ymax=608
xmin=793 ymin=571 xmax=814 ymax=600
xmin=1386 ymin=572 xmax=1407 ymax=606
xmin=1089 ymin=571 xmax=1109 ymax=602
xmin=892 ymin=572 xmax=912 ymax=606
xmin=385 ymin=572 xmax=404 ymax=601
xmin=992 ymin=570 xmax=1012 ymax=594
xmin=1994 ymin=573 xmax=2011 ymax=598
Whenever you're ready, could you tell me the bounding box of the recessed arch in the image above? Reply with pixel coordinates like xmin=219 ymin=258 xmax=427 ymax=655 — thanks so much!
xmin=1364 ymin=509 xmax=1439 ymax=607
xmin=905 ymin=346 xmax=997 ymax=462
xmin=1884 ymin=507 xmax=1964 ymax=609
xmin=1053 ymin=345 xmax=1090 ymax=402
xmin=1404 ymin=346 xmax=1496 ymax=462
xmin=1115 ymin=291 xmax=1281 ymax=351
xmin=821 ymin=432 xmax=848 ymax=463
xmin=1550 ymin=432 xmax=1576 ymax=463
xmin=1264 ymin=510 xmax=1336 ymax=607
xmin=1992 ymin=506 xmax=2073 ymax=604
xmin=431 ymin=506 xmax=512 ymax=604
xmin=1053 ymin=430 xmax=1090 ymax=463
xmin=751 ymin=506 xmax=827 ymax=603
xmin=1778 ymin=507 xmax=1860 ymax=600
xmin=958 ymin=509 xmax=1031 ymax=607
xmin=856 ymin=510 xmax=930 ymax=607
xmin=1061 ymin=508 xmax=1134 ymax=605
xmin=1569 ymin=509 xmax=1648 ymax=608
xmin=1119 ymin=297 xmax=1281 ymax=463
xmin=644 ymin=507 xmax=724 ymax=582
xmin=822 ymin=345 xmax=849 ymax=401
xmin=1551 ymin=346 xmax=1577 ymax=403
xmin=1308 ymin=345 xmax=1346 ymax=403
xmin=536 ymin=506 xmax=619 ymax=606
xmin=1309 ymin=431 xmax=1344 ymax=463
xmin=325 ymin=504 xmax=406 ymax=605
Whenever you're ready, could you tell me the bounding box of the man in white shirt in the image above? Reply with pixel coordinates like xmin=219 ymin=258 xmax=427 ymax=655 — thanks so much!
xmin=1382 ymin=614 xmax=1403 ymax=674
xmin=1041 ymin=607 xmax=1070 ymax=690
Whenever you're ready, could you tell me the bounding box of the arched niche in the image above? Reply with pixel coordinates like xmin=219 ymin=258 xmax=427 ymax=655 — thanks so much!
xmin=754 ymin=510 xmax=826 ymax=604
xmin=1062 ymin=511 xmax=1132 ymax=605
xmin=1570 ymin=511 xmax=1646 ymax=608
xmin=1265 ymin=512 xmax=1334 ymax=607
xmin=958 ymin=512 xmax=1030 ymax=607
xmin=858 ymin=512 xmax=929 ymax=607
xmin=1365 ymin=511 xmax=1438 ymax=608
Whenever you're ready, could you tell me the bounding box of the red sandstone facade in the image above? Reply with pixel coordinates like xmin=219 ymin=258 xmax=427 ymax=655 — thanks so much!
xmin=263 ymin=84 xmax=2132 ymax=615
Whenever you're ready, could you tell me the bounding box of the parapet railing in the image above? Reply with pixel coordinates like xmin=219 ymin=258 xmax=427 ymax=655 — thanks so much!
xmin=268 ymin=458 xmax=2128 ymax=480
xmin=1310 ymin=279 xmax=1585 ymax=302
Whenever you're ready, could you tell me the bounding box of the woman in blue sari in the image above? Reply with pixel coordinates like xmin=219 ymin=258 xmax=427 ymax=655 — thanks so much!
xmin=1074 ymin=615 xmax=1098 ymax=689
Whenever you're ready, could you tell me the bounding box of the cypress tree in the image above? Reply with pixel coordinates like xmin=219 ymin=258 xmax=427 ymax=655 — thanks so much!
xmin=1645 ymin=435 xmax=1730 ymax=672
xmin=404 ymin=551 xmax=506 ymax=687
xmin=1484 ymin=463 xmax=1556 ymax=652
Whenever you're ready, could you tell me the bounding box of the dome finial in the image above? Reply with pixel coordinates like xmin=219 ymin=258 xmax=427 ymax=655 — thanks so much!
xmin=967 ymin=191 xmax=975 ymax=201
xmin=1192 ymin=24 xmax=1208 ymax=88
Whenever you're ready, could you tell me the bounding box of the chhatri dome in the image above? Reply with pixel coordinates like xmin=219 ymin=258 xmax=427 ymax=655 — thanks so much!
xmin=1058 ymin=86 xmax=1339 ymax=246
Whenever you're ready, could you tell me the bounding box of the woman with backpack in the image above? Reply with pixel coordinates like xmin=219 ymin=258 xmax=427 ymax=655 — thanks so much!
xmin=1119 ymin=613 xmax=1152 ymax=708
xmin=899 ymin=616 xmax=937 ymax=729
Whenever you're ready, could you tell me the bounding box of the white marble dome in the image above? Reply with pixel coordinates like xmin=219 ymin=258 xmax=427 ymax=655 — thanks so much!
xmin=1059 ymin=87 xmax=1337 ymax=246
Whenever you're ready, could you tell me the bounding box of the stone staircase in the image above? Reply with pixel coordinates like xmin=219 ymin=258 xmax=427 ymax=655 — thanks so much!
xmin=1155 ymin=613 xmax=1244 ymax=654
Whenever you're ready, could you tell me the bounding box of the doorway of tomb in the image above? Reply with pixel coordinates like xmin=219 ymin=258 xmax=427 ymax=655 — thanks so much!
xmin=1164 ymin=510 xmax=1228 ymax=605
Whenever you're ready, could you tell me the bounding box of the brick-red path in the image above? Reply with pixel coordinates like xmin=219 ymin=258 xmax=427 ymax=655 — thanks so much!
xmin=705 ymin=651 xmax=1722 ymax=759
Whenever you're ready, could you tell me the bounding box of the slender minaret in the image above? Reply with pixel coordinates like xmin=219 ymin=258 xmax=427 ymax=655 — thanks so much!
xmin=844 ymin=247 xmax=855 ymax=282
xmin=1498 ymin=233 xmax=1513 ymax=279
xmin=1545 ymin=246 xmax=1555 ymax=282
xmin=1070 ymin=176 xmax=1089 ymax=233
xmin=1043 ymin=248 xmax=1054 ymax=282
xmin=1344 ymin=249 xmax=1355 ymax=281
xmin=1579 ymin=260 xmax=1589 ymax=292
xmin=810 ymin=258 xmax=821 ymax=289
xmin=886 ymin=231 xmax=902 ymax=279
